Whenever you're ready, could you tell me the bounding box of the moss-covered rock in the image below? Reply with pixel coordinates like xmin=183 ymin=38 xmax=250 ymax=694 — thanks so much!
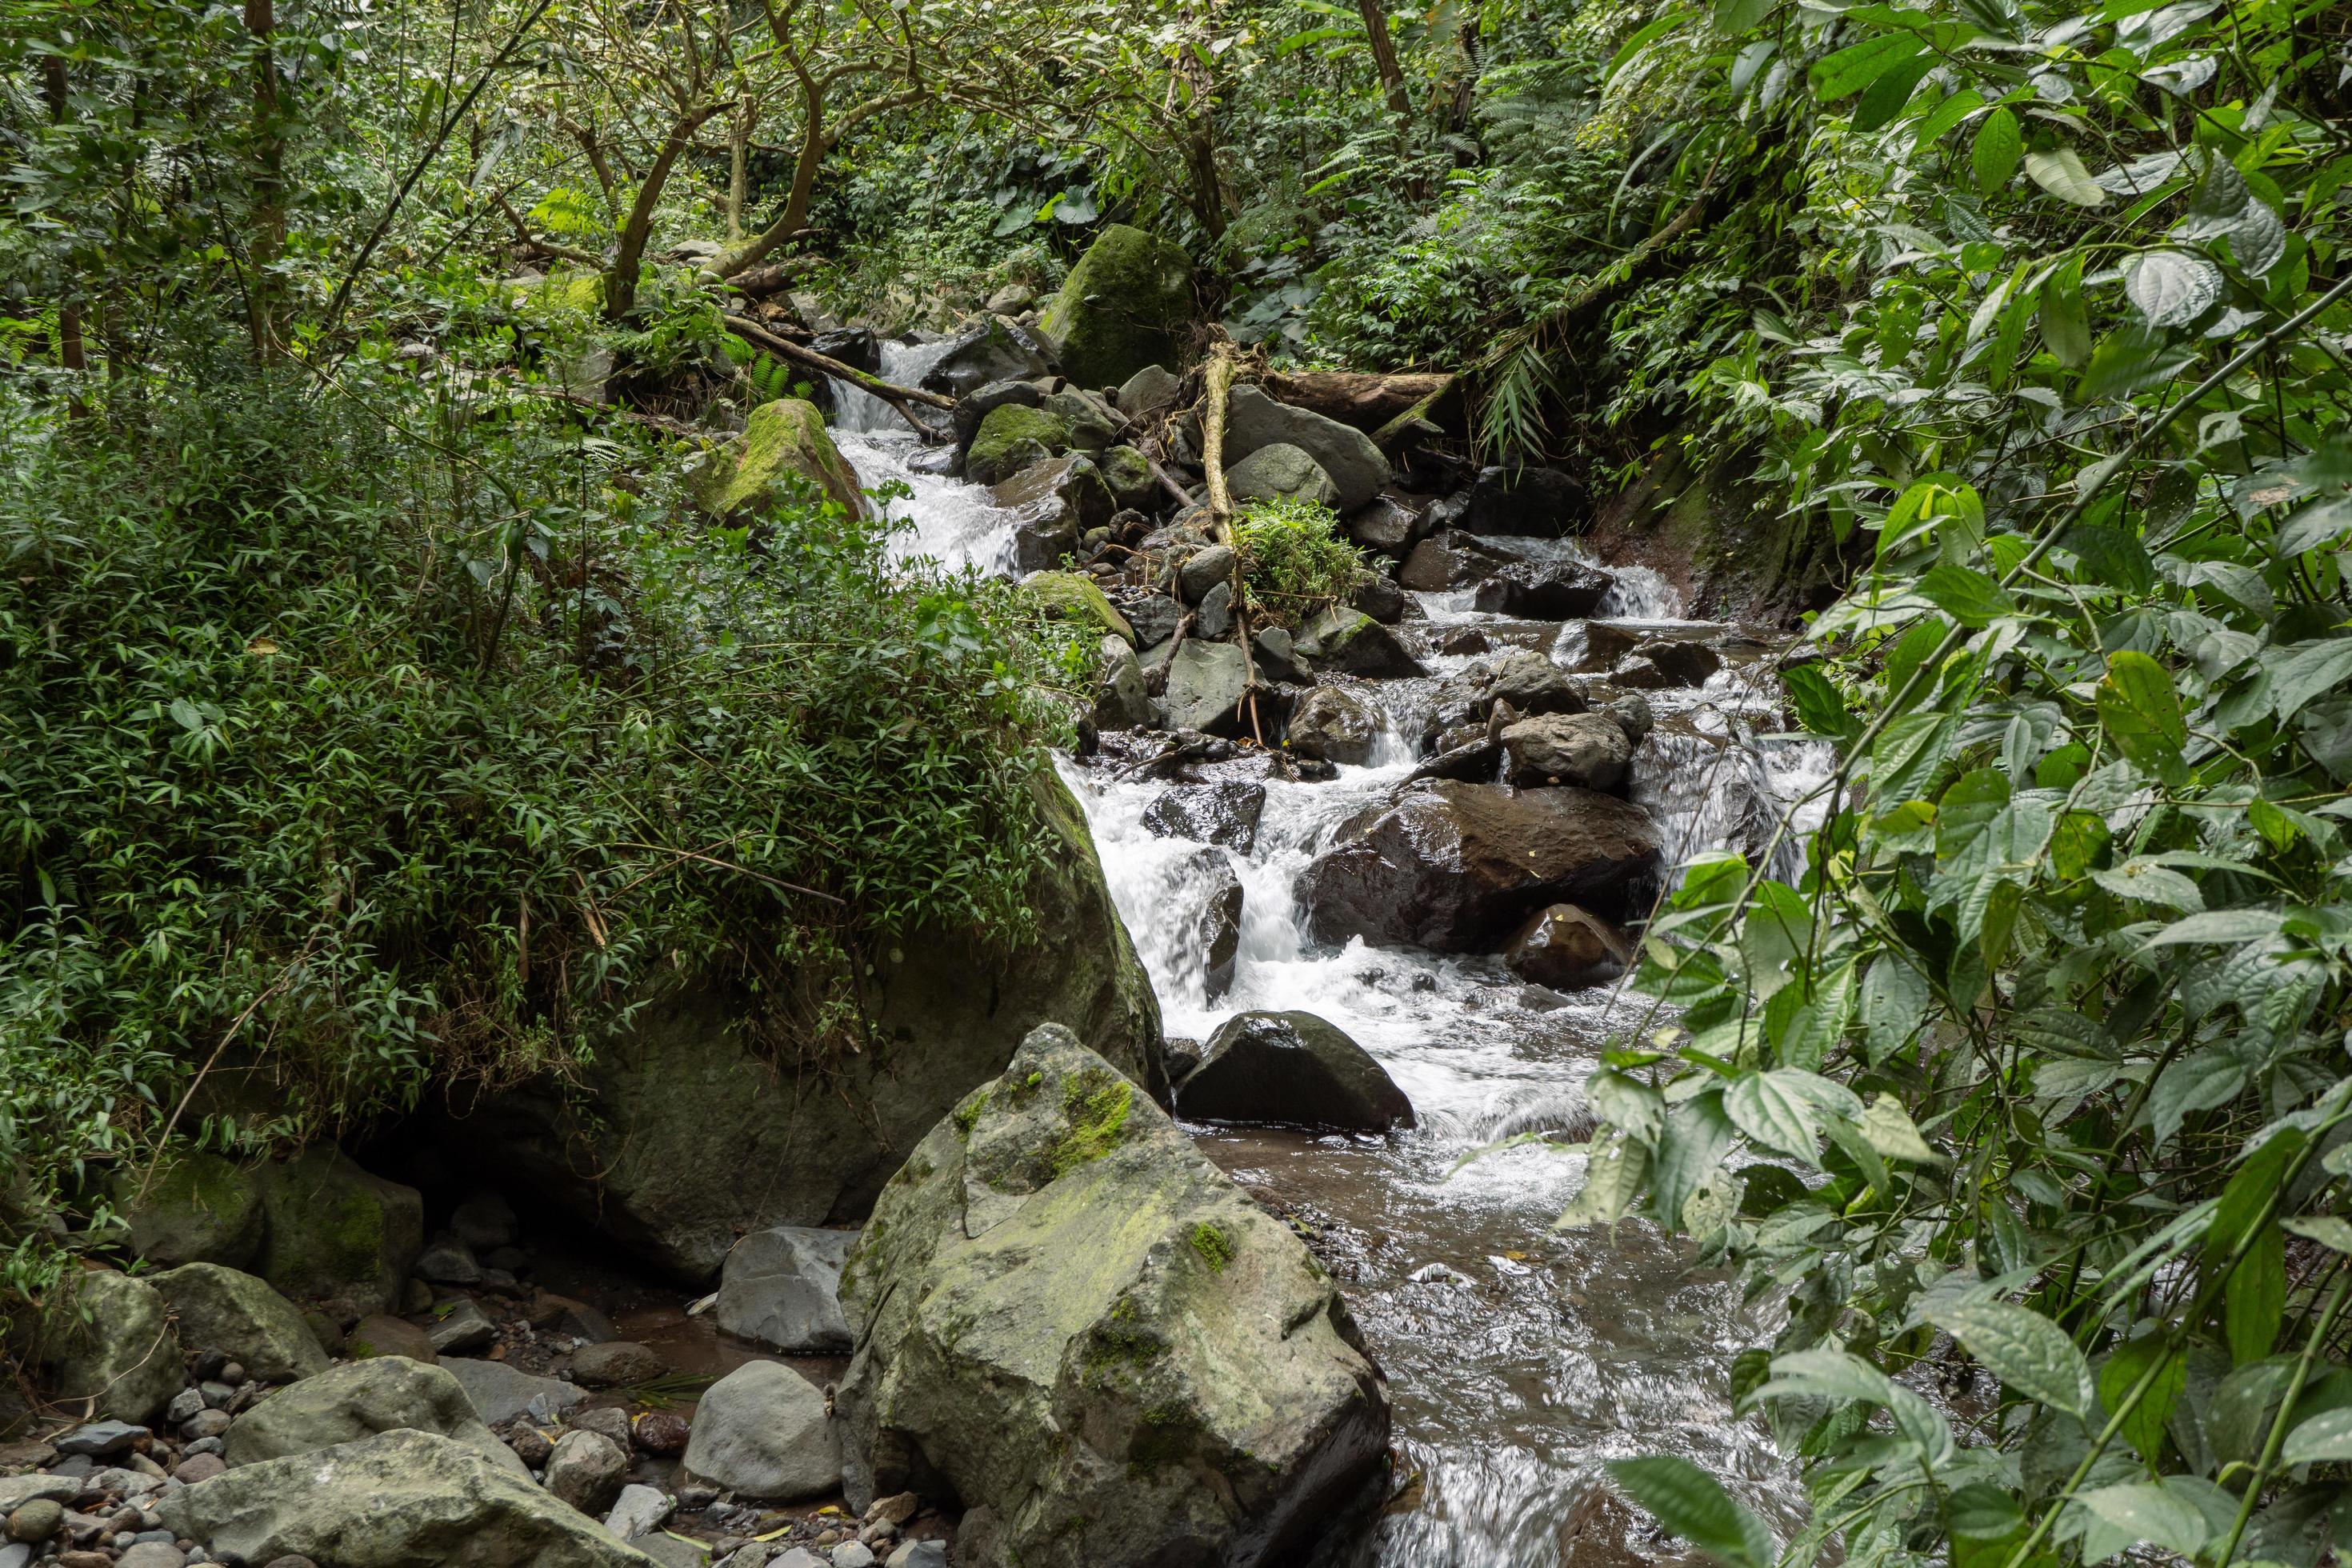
xmin=835 ymin=1025 xmax=1390 ymax=1568
xmin=1038 ymin=226 xmax=1195 ymax=391
xmin=253 ymin=1150 xmax=424 ymax=1316
xmin=696 ymin=398 xmax=866 ymax=522
xmin=43 ymin=1269 xmax=185 ymax=1423
xmin=966 ymin=405 xmax=1073 ymax=486
xmin=442 ymin=769 xmax=1163 ymax=1281
xmin=110 ymin=1151 xmax=264 ymax=1270
xmin=1097 ymin=445 xmax=1158 ymax=512
xmin=154 ymin=1263 xmax=331 ymax=1383
xmin=1018 ymin=571 xmax=1135 ymax=646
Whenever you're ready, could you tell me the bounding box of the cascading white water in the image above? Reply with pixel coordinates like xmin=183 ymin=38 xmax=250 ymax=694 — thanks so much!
xmin=830 ymin=339 xmax=1020 ymax=575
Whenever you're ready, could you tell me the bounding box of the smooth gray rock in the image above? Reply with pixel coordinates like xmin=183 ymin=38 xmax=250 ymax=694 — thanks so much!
xmin=56 ymin=1418 xmax=148 ymax=1456
xmin=885 ymin=1543 xmax=946 ymax=1568
xmin=682 ymin=1361 xmax=838 ymax=1502
xmin=1225 ymin=386 xmax=1391 ymax=511
xmin=604 ymin=1483 xmax=675 ymax=1539
xmin=1161 ymin=640 xmax=1251 ymax=734
xmin=545 ymin=1429 xmax=630 ymax=1514
xmin=836 ymin=1026 xmax=1390 ymax=1568
xmin=414 ymin=1234 xmax=482 ymax=1286
xmin=1500 ymin=712 xmax=1634 ymax=791
xmin=441 ymin=1357 xmax=584 ymax=1428
xmin=44 ymin=1274 xmax=182 ymax=1424
xmin=426 ymin=1298 xmax=498 ymax=1355
xmin=917 ymin=317 xmax=1058 ymax=400
xmin=153 ymin=1264 xmax=330 ymax=1384
xmin=226 ymin=1357 xmax=526 ymax=1477
xmin=114 ymin=1545 xmax=184 ymax=1568
xmin=1226 ymin=442 xmax=1339 ymax=510
xmin=831 ymin=1546 xmax=875 ymax=1568
xmin=1194 ymin=579 xmax=1234 ymax=640
xmin=158 ymin=1429 xmax=654 ymax=1568
xmin=1176 ymin=543 xmax=1236 ymax=604
xmin=1174 ymin=1011 xmax=1414 ymax=1133
xmin=0 ymin=1475 xmax=78 ymax=1512
xmin=1285 ymin=686 xmax=1380 ymax=766
xmin=715 ymin=1227 xmax=858 ymax=1354
xmin=1116 ymin=363 xmax=1182 ymax=418
xmin=1092 ymin=642 xmax=1155 ymax=733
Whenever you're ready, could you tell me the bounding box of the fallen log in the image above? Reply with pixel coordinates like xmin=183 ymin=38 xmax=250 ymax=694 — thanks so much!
xmin=1261 ymin=370 xmax=1458 ymax=434
xmin=1198 ymin=342 xmax=1266 ymax=745
xmin=729 ymin=258 xmax=817 ymax=298
xmin=721 ymin=314 xmax=953 ymax=426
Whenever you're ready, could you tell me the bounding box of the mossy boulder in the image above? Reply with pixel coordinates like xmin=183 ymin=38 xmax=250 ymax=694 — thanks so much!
xmin=1098 ymin=444 xmax=1158 ymax=511
xmin=1038 ymin=226 xmax=1196 ymax=391
xmin=253 ymin=1149 xmax=424 ymax=1316
xmin=224 ymin=1358 xmax=525 ymax=1477
xmin=154 ymin=1263 xmax=330 ymax=1383
xmin=1018 ymin=571 xmax=1134 ymax=646
xmin=110 ymin=1152 xmax=264 ymax=1270
xmin=42 ymin=1269 xmax=185 ymax=1423
xmin=835 ymin=1025 xmax=1390 ymax=1568
xmin=443 ymin=769 xmax=1163 ymax=1281
xmin=696 ymin=398 xmax=866 ymax=522
xmin=966 ymin=404 xmax=1073 ymax=486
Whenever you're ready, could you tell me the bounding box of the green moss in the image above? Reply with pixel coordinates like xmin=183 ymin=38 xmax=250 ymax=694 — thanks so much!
xmin=953 ymin=1088 xmax=990 ymax=1134
xmin=1080 ymin=1297 xmax=1165 ymax=1388
xmin=1098 ymin=444 xmax=1156 ymax=510
xmin=1045 ymin=1069 xmax=1133 ymax=1179
xmin=1190 ymin=1222 xmax=1234 ymax=1274
xmin=1039 ymin=226 xmax=1195 ymax=390
xmin=1017 ymin=572 xmax=1134 ymax=646
xmin=968 ymin=405 xmax=1072 ymax=486
xmin=697 ymin=398 xmax=866 ymax=521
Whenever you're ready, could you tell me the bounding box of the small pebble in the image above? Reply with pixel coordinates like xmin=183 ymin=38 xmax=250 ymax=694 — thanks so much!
xmin=198 ymin=1382 xmax=234 ymax=1410
xmin=182 ymin=1410 xmax=230 ymax=1442
xmin=830 ymin=1545 xmax=876 ymax=1568
xmin=631 ymin=1410 xmax=690 ymax=1456
xmin=183 ymin=1438 xmax=223 ymax=1458
xmin=164 ymin=1390 xmax=205 ymax=1426
xmin=58 ymin=1552 xmax=112 ymax=1568
xmin=219 ymin=1364 xmax=247 ymax=1388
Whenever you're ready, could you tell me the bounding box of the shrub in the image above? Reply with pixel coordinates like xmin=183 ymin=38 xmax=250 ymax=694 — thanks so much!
xmin=1231 ymin=494 xmax=1365 ymax=626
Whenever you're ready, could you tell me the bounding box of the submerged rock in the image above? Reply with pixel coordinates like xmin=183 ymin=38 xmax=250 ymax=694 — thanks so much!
xmin=837 ymin=1025 xmax=1390 ymax=1568
xmin=1039 ymin=226 xmax=1194 ymax=390
xmin=1298 ymin=779 xmax=1662 ymax=952
xmin=159 ymin=1429 xmax=653 ymax=1568
xmin=716 ymin=1226 xmax=858 ymax=1353
xmin=1174 ymin=1012 xmax=1414 ymax=1133
xmin=1504 ymin=906 xmax=1633 ymax=991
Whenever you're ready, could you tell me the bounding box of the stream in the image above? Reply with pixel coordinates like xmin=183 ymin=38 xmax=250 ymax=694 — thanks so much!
xmin=834 ymin=346 xmax=1831 ymax=1567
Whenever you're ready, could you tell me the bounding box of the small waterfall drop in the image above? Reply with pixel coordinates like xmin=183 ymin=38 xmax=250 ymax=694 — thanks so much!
xmin=831 ymin=339 xmax=1018 ymax=575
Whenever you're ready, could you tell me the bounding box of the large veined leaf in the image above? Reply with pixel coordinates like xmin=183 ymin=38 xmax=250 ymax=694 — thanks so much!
xmin=2266 ymin=638 xmax=2352 ymax=722
xmin=1851 ymin=52 xmax=1937 ymax=131
xmin=1607 ymin=1456 xmax=1775 ymax=1568
xmin=1927 ymin=1299 xmax=2094 ymax=1417
xmin=2125 ymin=251 xmax=2222 ymax=327
xmin=2097 ymin=1334 xmax=2186 ymax=1464
xmin=1858 ymin=1094 xmax=1939 ymax=1162
xmin=2282 ymin=1408 xmax=2352 ymax=1466
xmin=1751 ymin=1347 xmax=1895 ymax=1407
xmin=1970 ymin=107 xmax=2021 ymax=196
xmin=1782 ymin=665 xmax=1854 ymax=737
xmin=1810 ymin=32 xmax=1925 ymax=100
xmin=1652 ymin=1092 xmax=1736 ymax=1229
xmin=1727 ymin=1071 xmax=1822 ymax=1160
xmin=1917 ymin=562 xmax=2016 ymax=627
xmin=2026 ymin=147 xmax=2109 ymax=206
xmin=2076 ymin=1482 xmax=2211 ymax=1558
xmin=2226 ymin=1222 xmax=2285 ymax=1365
xmin=1557 ymin=1131 xmax=1650 ymax=1229
xmin=2095 ymin=650 xmax=2185 ymax=774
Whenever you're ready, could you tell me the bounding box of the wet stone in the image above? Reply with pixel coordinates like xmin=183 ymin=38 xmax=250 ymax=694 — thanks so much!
xmin=1139 ymin=782 xmax=1265 ymax=852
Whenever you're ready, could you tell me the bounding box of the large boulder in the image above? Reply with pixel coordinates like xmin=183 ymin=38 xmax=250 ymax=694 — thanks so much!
xmin=109 ymin=1153 xmax=264 ymax=1270
xmin=716 ymin=1226 xmax=858 ymax=1353
xmin=1226 ymin=443 xmax=1339 ymax=509
xmin=966 ymin=404 xmax=1070 ymax=486
xmin=226 ymin=1357 xmax=527 ymax=1477
xmin=990 ymin=455 xmax=1115 ymax=575
xmin=158 ymin=1429 xmax=655 ymax=1568
xmin=1162 ymin=641 xmax=1253 ymax=734
xmin=1398 ymin=530 xmax=1522 ymax=592
xmin=1140 ymin=781 xmax=1265 ymax=853
xmin=1298 ymin=780 xmax=1662 ymax=951
xmin=950 ymin=378 xmax=1047 ymax=453
xmin=1286 ymin=686 xmax=1380 ymax=766
xmin=682 ymin=1360 xmax=840 ymax=1501
xmin=253 ymin=1149 xmax=423 ymax=1316
xmin=1174 ymin=1012 xmax=1414 ymax=1133
xmin=151 ymin=1264 xmax=330 ymax=1384
xmin=1470 ymin=557 xmax=1614 ymax=619
xmin=441 ymin=1358 xmax=583 ymax=1427
xmin=1296 ymin=606 xmax=1424 ymax=679
xmin=1174 ymin=848 xmax=1244 ymax=1002
xmin=1457 ymin=466 xmax=1590 ymax=536
xmin=1223 ymin=386 xmax=1390 ymax=513
xmin=1500 ymin=712 xmax=1635 ymax=791
xmin=1504 ymin=905 xmax=1633 ymax=991
xmin=837 ymin=1026 xmax=1390 ymax=1568
xmin=1094 ymin=640 xmax=1156 ymax=731
xmin=444 ymin=770 xmax=1162 ymax=1280
xmin=918 ymin=318 xmax=1058 ymax=400
xmin=42 ymin=1270 xmax=183 ymax=1424
xmin=1018 ymin=570 xmax=1134 ymax=645
xmin=1038 ymin=226 xmax=1194 ymax=390
xmin=695 ymin=398 xmax=867 ymax=522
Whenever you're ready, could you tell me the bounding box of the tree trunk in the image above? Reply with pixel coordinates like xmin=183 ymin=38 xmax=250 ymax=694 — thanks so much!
xmin=42 ymin=58 xmax=85 ymax=414
xmin=718 ymin=75 xmax=823 ymax=279
xmin=1354 ymin=0 xmax=1410 ymax=118
xmin=1261 ymin=370 xmax=1457 ymax=433
xmin=245 ymin=0 xmax=284 ymax=362
xmin=726 ymin=98 xmax=754 ymax=241
xmin=604 ymin=101 xmax=725 ymax=322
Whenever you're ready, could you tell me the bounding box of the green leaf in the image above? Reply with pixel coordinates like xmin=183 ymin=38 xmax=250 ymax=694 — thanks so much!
xmin=2040 ymin=263 xmax=2092 ymax=367
xmin=2096 ymin=650 xmax=2185 ymax=774
xmin=1606 ymin=1456 xmax=1774 ymax=1568
xmin=2140 ymin=910 xmax=2286 ymax=948
xmin=2226 ymin=1222 xmax=2285 ymax=1365
xmin=2026 ymin=147 xmax=2109 ymax=206
xmin=1782 ymin=664 xmax=1855 ymax=737
xmin=1753 ymin=1347 xmax=1897 ymax=1406
xmin=2282 ymin=1216 xmax=2352 ymax=1253
xmin=1727 ymin=1071 xmax=1822 ymax=1161
xmin=1927 ymin=1299 xmax=2094 ymax=1418
xmin=1971 ymin=108 xmax=2022 ymax=196
xmin=1858 ymin=958 xmax=1930 ymax=1063
xmin=1948 ymin=1483 xmax=2026 ymax=1541
xmin=2266 ymin=638 xmax=2352 ymax=722
xmin=1653 ymin=1092 xmax=1736 ymax=1230
xmin=1811 ymin=31 xmax=1926 ymax=100
xmin=1714 ymin=0 xmax=1774 ymax=33
xmin=2077 ymin=1482 xmax=2210 ymax=1557
xmin=1557 ymin=1130 xmax=1650 ymax=1230
xmin=1918 ymin=562 xmax=2017 ymax=627
xmin=170 ymin=697 xmax=206 ymax=734
xmin=2098 ymin=1334 xmax=2186 ymax=1464
xmin=2282 ymin=1407 xmax=2352 ymax=1466
xmin=1852 ymin=52 xmax=1937 ymax=131
xmin=1858 ymin=1094 xmax=1940 ymax=1162
xmin=1912 ymin=86 xmax=1985 ymax=150
xmin=2125 ymin=250 xmax=2222 ymax=327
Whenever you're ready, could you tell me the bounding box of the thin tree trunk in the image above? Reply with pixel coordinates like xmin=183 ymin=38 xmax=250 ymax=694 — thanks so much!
xmin=719 ymin=77 xmax=823 ymax=278
xmin=1198 ymin=343 xmax=1263 ymax=743
xmin=604 ymin=101 xmax=726 ymax=322
xmin=43 ymin=58 xmax=84 ymax=415
xmin=245 ymin=0 xmax=285 ymax=362
xmin=1354 ymin=0 xmax=1410 ymax=117
xmin=726 ymin=98 xmax=754 ymax=241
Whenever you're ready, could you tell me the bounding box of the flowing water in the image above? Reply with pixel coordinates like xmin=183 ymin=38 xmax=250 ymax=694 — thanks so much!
xmin=838 ymin=349 xmax=1830 ymax=1566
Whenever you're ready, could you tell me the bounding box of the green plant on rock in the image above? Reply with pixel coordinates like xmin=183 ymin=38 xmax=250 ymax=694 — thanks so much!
xmin=1233 ymin=494 xmax=1365 ymax=626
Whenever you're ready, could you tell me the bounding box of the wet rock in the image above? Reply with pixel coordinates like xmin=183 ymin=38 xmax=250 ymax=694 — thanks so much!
xmin=1174 ymin=1012 xmax=1414 ymax=1133
xmin=546 ymin=1430 xmax=630 ymax=1515
xmin=529 ymin=1292 xmax=618 ymax=1343
xmin=991 ymin=455 xmax=1114 ymax=574
xmin=1251 ymin=625 xmax=1310 ymax=684
xmin=1501 ymin=712 xmax=1635 ymax=791
xmin=228 ymin=1357 xmax=526 ymax=1477
xmin=716 ymin=1226 xmax=858 ymax=1354
xmin=1298 ymin=780 xmax=1662 ymax=951
xmin=1226 ymin=443 xmax=1340 ymax=509
xmin=1115 ymin=363 xmax=1182 ymax=418
xmin=632 ymin=1410 xmax=690 ymax=1457
xmin=1140 ymin=782 xmax=1265 ymax=852
xmin=1193 ymin=580 xmax=1234 ymax=640
xmin=1296 ymin=606 xmax=1424 ymax=679
xmin=1175 ymin=849 xmax=1245 ymax=1002
xmin=809 ymin=329 xmax=879 ymax=375
xmin=43 ymin=1273 xmax=183 ymax=1425
xmin=1176 ymin=543 xmax=1235 ymax=604
xmin=1346 ymin=497 xmax=1422 ymax=554
xmin=1224 ymin=386 xmax=1391 ymax=512
xmin=1458 ymin=466 xmax=1590 ymax=537
xmin=604 ymin=1483 xmax=674 ymax=1541
xmin=426 ymin=1298 xmax=498 ymax=1356
xmin=836 ymin=1026 xmax=1390 ymax=1566
xmin=1122 ymin=593 xmax=1182 ymax=648
xmin=159 ymin=1429 xmax=654 ymax=1568
xmin=442 ymin=1358 xmax=586 ymax=1428
xmin=109 ymin=1154 xmax=265 ymax=1272
xmin=569 ymin=1342 xmax=665 ymax=1390
xmin=682 ymin=1362 xmax=838 ymax=1502
xmin=1439 ymin=626 xmax=1490 ymax=656
xmin=1038 ymin=226 xmax=1194 ymax=390
xmin=154 ymin=1264 xmax=330 ymax=1385
xmin=1351 ymin=573 xmax=1409 ymax=625
xmin=253 ymin=1150 xmax=424 ymax=1318
xmin=1161 ymin=641 xmax=1253 ymax=734
xmin=1285 ymin=686 xmax=1379 ymax=766
xmin=1406 ymin=738 xmax=1500 ymax=785
xmin=917 ymin=317 xmax=1058 ymax=400
xmin=1470 ymin=558 xmax=1613 ymax=619
xmin=694 ymin=398 xmax=868 ymax=522
xmin=1093 ymin=640 xmax=1155 ymax=732
xmin=1397 ymin=529 xmax=1520 ymax=591
xmin=949 ymin=378 xmax=1047 ymax=454
xmin=1563 ymin=621 xmax=1642 ymax=673
xmin=414 ymin=1234 xmax=482 ymax=1286
xmin=348 ymin=1314 xmax=435 ymax=1363
xmin=1421 ymin=650 xmax=1584 ymax=749
xmin=1020 ymin=570 xmax=1134 ymax=645
xmin=1607 ymin=694 xmax=1656 ymax=745
xmin=1613 ymin=638 xmax=1723 ymax=689
xmin=1504 ymin=906 xmax=1633 ymax=992
xmin=1038 ymin=386 xmax=1126 ymax=452
xmin=1098 ymin=445 xmax=1158 ymax=511
xmin=569 ymin=1409 xmax=632 ymax=1449
xmin=965 ymin=403 xmax=1069 ymax=486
